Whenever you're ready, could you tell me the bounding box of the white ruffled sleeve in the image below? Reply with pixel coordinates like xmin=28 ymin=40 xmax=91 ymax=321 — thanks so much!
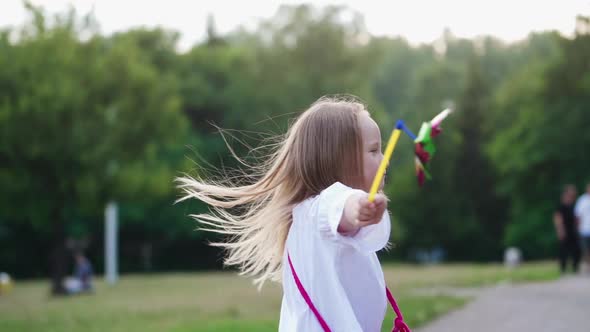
xmin=316 ymin=182 xmax=391 ymax=254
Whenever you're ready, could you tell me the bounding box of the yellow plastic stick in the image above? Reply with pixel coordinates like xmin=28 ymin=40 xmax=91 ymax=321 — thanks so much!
xmin=368 ymin=127 xmax=401 ymax=202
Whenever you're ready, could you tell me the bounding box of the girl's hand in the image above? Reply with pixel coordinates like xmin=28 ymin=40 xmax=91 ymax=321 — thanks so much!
xmin=338 ymin=193 xmax=387 ymax=235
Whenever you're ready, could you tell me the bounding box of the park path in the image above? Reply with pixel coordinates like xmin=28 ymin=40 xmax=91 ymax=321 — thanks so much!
xmin=416 ymin=275 xmax=590 ymax=332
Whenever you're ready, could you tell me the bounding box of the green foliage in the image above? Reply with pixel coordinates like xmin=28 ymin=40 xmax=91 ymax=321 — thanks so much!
xmin=1 ymin=2 xmax=589 ymax=277
xmin=0 ymin=3 xmax=194 ymax=280
xmin=0 ymin=4 xmax=189 ymax=220
xmin=487 ymin=22 xmax=590 ymax=259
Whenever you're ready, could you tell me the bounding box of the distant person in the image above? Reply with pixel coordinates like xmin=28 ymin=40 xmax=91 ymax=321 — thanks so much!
xmin=64 ymin=252 xmax=94 ymax=294
xmin=177 ymin=97 xmax=410 ymax=332
xmin=553 ymin=184 xmax=581 ymax=273
xmin=575 ymin=182 xmax=590 ymax=273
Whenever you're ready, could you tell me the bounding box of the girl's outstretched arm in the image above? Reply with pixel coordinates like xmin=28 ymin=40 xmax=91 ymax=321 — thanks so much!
xmin=338 ymin=192 xmax=387 ymax=236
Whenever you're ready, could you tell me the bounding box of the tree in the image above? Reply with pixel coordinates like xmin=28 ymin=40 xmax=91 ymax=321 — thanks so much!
xmin=452 ymin=58 xmax=507 ymax=259
xmin=0 ymin=3 xmax=189 ymax=294
xmin=487 ymin=18 xmax=590 ymax=258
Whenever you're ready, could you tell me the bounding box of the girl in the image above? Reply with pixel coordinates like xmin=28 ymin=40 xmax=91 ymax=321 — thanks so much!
xmin=177 ymin=96 xmax=406 ymax=331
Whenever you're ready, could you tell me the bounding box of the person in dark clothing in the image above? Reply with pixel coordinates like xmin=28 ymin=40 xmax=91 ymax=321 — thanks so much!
xmin=64 ymin=252 xmax=94 ymax=294
xmin=553 ymin=184 xmax=581 ymax=273
xmin=74 ymin=252 xmax=93 ymax=291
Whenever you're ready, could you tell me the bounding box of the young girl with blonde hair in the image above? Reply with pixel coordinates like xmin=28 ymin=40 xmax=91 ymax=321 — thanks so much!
xmin=177 ymin=95 xmax=409 ymax=332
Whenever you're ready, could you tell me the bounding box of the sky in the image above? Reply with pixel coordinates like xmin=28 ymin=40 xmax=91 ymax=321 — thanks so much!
xmin=1 ymin=0 xmax=589 ymax=51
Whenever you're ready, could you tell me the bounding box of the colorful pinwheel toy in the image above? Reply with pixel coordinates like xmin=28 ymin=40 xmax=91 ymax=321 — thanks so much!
xmin=368 ymin=108 xmax=453 ymax=202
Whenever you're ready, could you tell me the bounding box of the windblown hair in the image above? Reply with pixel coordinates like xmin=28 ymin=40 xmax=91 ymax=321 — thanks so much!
xmin=176 ymin=96 xmax=367 ymax=287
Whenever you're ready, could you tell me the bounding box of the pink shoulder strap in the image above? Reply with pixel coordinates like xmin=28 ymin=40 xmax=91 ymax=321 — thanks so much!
xmin=287 ymin=253 xmax=332 ymax=331
xmin=287 ymin=253 xmax=411 ymax=332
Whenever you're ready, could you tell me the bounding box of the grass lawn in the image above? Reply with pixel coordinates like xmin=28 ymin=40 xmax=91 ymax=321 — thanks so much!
xmin=0 ymin=261 xmax=558 ymax=332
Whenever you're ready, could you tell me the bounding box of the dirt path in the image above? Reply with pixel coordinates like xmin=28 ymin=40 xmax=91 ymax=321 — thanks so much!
xmin=416 ymin=276 xmax=590 ymax=332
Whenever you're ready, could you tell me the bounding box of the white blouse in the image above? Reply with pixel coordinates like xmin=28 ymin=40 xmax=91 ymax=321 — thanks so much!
xmin=278 ymin=182 xmax=392 ymax=332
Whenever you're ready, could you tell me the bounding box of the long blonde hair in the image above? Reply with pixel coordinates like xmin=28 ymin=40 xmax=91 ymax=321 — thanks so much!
xmin=176 ymin=96 xmax=367 ymax=287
